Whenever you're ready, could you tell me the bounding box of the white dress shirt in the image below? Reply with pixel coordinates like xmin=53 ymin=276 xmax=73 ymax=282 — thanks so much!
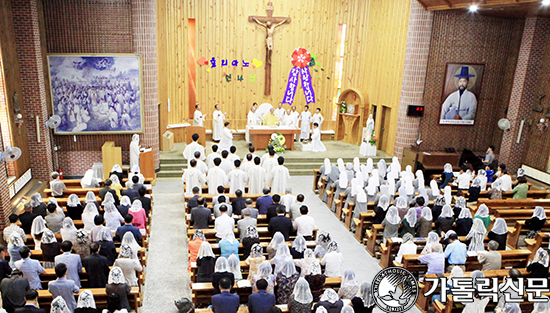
xmin=214 ymin=214 xmax=235 ymax=238
xmin=293 ymin=215 xmax=315 ymax=237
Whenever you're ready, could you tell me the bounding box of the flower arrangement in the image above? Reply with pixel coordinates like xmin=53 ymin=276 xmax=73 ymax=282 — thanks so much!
xmin=339 ymin=101 xmax=347 ymax=113
xmin=267 ymin=132 xmax=286 ymax=153
xmin=369 ymin=130 xmax=377 ymax=146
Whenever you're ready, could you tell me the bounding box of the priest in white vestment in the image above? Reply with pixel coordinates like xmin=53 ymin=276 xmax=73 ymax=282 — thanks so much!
xmin=129 ymin=134 xmax=140 ymax=170
xmin=227 ymin=160 xmax=249 ymax=194
xmin=219 ymin=122 xmax=233 ymax=152
xmin=312 ymin=108 xmax=324 ymax=130
xmin=247 ymin=157 xmax=267 ymax=194
xmin=247 ymin=107 xmax=259 ymax=126
xmin=182 ymin=160 xmax=206 ymax=196
xmin=206 ymin=158 xmax=228 ymax=194
xmin=188 ymin=151 xmax=208 ymax=175
xmin=269 ymin=157 xmax=291 ymax=194
xmin=299 ymin=106 xmax=312 ymax=141
xmin=193 ymin=104 xmax=206 ymax=127
xmin=286 ymin=107 xmax=299 ymax=128
xmin=206 ymin=145 xmax=221 ymax=169
xmin=274 ymin=103 xmax=285 ymax=122
xmin=311 ymin=123 xmax=326 ymax=152
xmin=212 ymin=104 xmax=226 ymax=142
xmin=182 ymin=133 xmax=206 ymax=160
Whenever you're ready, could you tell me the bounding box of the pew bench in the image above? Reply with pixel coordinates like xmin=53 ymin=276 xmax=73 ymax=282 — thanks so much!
xmin=38 ymin=287 xmax=140 ymax=312
xmin=45 ymin=187 xmax=152 ymax=197
xmin=186 ymin=227 xmax=318 ymax=243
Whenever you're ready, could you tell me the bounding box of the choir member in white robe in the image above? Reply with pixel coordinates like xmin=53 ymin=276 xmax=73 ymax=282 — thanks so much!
xmin=269 ymin=157 xmax=291 ymax=194
xmin=129 ymin=134 xmax=140 ymax=170
xmin=299 ymin=106 xmax=312 ymax=140
xmin=241 ymin=154 xmax=254 ymax=173
xmin=247 ymin=106 xmax=259 ymax=126
xmin=220 ymin=151 xmax=235 ymax=174
xmin=247 ymin=157 xmax=267 ymax=194
xmin=262 ymin=149 xmax=279 ymax=175
xmin=188 ymin=151 xmax=208 ymax=175
xmin=206 ymin=145 xmax=221 ymax=169
xmin=311 ymin=123 xmax=326 ymax=152
xmin=182 ymin=133 xmax=206 ymax=160
xmin=261 ymin=147 xmax=278 ymax=165
xmin=206 ymin=158 xmax=228 ymax=195
xmin=227 ymin=160 xmax=249 ymax=194
xmin=228 ymin=146 xmax=240 ymax=163
xmin=280 ymin=188 xmax=296 ymax=211
xmin=193 ymin=104 xmax=206 ymax=126
xmin=182 ymin=160 xmax=206 ymax=196
xmin=312 ymin=108 xmax=324 ymax=130
xmin=212 ymin=104 xmax=226 ymax=142
xmin=219 ymin=122 xmax=233 ymax=152
xmin=274 ymin=103 xmax=285 ymax=122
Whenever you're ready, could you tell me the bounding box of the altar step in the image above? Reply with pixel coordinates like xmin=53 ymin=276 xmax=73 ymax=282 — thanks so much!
xmin=157 ymin=156 xmax=390 ymax=178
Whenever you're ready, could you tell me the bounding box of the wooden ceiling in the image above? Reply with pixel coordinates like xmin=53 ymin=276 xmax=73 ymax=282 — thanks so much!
xmin=416 ymin=0 xmax=550 ymax=18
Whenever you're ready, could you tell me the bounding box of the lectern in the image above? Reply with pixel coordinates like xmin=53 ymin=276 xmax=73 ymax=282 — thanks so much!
xmin=102 ymin=142 xmax=122 ymax=179
xmin=186 ymin=126 xmax=206 ymax=145
xmin=139 ymin=149 xmax=155 ymax=179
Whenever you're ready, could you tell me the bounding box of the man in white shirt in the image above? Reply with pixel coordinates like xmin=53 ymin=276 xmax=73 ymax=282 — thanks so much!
xmin=456 ymin=166 xmax=471 ymax=192
xmin=207 ymin=158 xmax=228 ymax=195
xmin=183 ymin=133 xmax=206 ymax=161
xmin=496 ymin=170 xmax=513 ymax=192
xmin=188 ymin=151 xmax=208 ymax=175
xmin=228 ymin=160 xmax=248 ymax=194
xmin=269 ymin=157 xmax=291 ymax=194
xmin=247 ymin=157 xmax=267 ymax=194
xmin=274 ymin=103 xmax=285 ymax=122
xmin=3 ymin=214 xmax=26 ymax=243
xmin=181 ymin=160 xmax=207 ymax=196
xmin=289 ymin=194 xmax=305 ymax=222
xmin=220 ymin=151 xmax=235 ymax=174
xmin=214 ymin=205 xmax=235 ymax=239
xmin=280 ymin=188 xmax=296 ymax=213
xmin=193 ymin=104 xmax=206 ymax=126
xmin=299 ymin=105 xmax=312 ymax=141
xmin=293 ymin=205 xmax=316 ymax=241
xmin=49 ymin=172 xmax=66 ymax=197
xmin=206 ymin=145 xmax=221 ymax=169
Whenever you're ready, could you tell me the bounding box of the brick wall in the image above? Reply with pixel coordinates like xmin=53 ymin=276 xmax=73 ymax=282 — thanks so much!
xmin=394 ymin=0 xmax=433 ymax=159
xmin=501 ymin=18 xmax=550 ymax=172
xmin=11 ymin=0 xmax=53 ymax=181
xmin=41 ymin=0 xmax=159 ymax=175
xmin=419 ymin=12 xmax=524 ymax=154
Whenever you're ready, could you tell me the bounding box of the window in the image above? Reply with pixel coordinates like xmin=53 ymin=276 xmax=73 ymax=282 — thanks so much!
xmin=332 ymin=24 xmax=347 ymax=121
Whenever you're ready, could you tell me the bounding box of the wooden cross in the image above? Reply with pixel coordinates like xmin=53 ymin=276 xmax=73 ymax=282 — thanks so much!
xmin=249 ymin=1 xmax=291 ymax=96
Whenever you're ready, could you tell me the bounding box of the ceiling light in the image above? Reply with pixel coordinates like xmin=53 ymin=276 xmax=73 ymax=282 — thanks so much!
xmin=543 ymin=0 xmax=550 ymax=6
xmin=469 ymin=4 xmax=479 ymax=12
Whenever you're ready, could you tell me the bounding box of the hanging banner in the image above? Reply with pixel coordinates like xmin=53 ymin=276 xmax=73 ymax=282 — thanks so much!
xmin=282 ymin=48 xmax=316 ymax=105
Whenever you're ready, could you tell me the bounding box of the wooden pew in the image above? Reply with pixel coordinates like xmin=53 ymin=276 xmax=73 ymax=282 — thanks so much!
xmin=325 ymin=185 xmax=336 ymax=212
xmin=186 ymin=214 xmax=269 ymax=229
xmin=477 ymin=198 xmax=550 ymax=213
xmin=38 ymin=287 xmax=140 ymax=312
xmin=524 ymin=232 xmax=550 ymax=256
xmin=342 ymin=202 xmax=355 ymax=230
xmin=197 ymin=305 xmax=289 ymax=313
xmin=313 ymin=169 xmax=321 ymax=192
xmin=365 ymin=224 xmax=384 ymax=256
xmin=45 ymin=187 xmax=152 ymax=197
xmin=186 ymin=227 xmax=318 ymax=243
xmin=61 ymin=177 xmax=155 ymax=187
xmin=353 ymin=212 xmax=371 ymax=242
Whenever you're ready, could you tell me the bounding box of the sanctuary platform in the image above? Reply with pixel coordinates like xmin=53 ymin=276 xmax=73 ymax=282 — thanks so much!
xmin=158 ymin=140 xmax=391 ymax=178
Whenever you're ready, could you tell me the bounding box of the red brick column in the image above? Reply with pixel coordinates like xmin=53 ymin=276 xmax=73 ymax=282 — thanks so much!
xmin=499 ymin=18 xmax=550 ymax=172
xmin=394 ymin=0 xmax=434 ymax=159
xmin=132 ymin=0 xmax=159 ymax=168
xmin=0 ymin=68 xmax=14 ymax=229
xmin=11 ymin=0 xmax=54 ymax=180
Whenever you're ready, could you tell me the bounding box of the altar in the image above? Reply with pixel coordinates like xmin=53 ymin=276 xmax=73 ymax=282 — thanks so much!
xmin=246 ymin=126 xmax=300 ymax=150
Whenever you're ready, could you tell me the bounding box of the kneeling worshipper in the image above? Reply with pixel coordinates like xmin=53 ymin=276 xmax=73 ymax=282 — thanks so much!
xmin=81 ymin=169 xmax=100 ymax=189
xmin=310 ymin=123 xmax=326 ymax=152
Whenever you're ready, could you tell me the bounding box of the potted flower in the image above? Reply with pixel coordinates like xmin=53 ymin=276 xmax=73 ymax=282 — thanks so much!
xmin=339 ymin=101 xmax=347 ymax=113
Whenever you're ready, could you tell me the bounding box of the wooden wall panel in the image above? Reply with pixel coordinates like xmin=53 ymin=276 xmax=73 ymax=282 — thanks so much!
xmin=157 ymin=0 xmax=411 ymax=154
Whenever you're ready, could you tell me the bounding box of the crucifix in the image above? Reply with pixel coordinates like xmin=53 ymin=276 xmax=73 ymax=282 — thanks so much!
xmin=249 ymin=1 xmax=291 ymax=96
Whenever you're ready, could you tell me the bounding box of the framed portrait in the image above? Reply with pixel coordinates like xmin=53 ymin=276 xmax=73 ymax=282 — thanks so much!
xmin=439 ymin=63 xmax=484 ymax=126
xmin=47 ymin=54 xmax=143 ymax=134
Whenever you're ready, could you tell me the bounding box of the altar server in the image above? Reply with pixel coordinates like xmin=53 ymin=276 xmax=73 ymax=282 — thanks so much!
xmin=248 ymin=157 xmax=267 ymax=194
xmin=270 ymin=157 xmax=291 ymax=194
xmin=207 ymin=158 xmax=228 ymax=195
xmin=228 ymin=160 xmax=249 ymax=194
xmin=182 ymin=160 xmax=207 ymax=196
xmin=183 ymin=133 xmax=206 ymax=160
xmin=193 ymin=104 xmax=206 ymax=127
xmin=212 ymin=104 xmax=226 ymax=142
xmin=299 ymin=106 xmax=312 ymax=141
xmin=219 ymin=122 xmax=234 ymax=152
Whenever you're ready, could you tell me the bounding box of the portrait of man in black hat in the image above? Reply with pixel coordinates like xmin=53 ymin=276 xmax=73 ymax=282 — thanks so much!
xmin=440 ymin=64 xmax=484 ymax=125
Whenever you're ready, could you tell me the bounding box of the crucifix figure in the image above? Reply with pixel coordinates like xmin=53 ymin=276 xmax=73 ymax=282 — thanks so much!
xmin=249 ymin=2 xmax=291 ymax=96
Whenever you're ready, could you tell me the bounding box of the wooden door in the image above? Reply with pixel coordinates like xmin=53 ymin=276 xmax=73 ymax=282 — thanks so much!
xmin=379 ymin=106 xmax=392 ymax=153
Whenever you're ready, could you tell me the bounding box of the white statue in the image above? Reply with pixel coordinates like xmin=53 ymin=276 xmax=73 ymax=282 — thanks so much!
xmin=366 ymin=114 xmax=375 ymax=141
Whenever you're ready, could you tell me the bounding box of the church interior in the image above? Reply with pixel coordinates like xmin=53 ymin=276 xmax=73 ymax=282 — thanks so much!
xmin=0 ymin=0 xmax=550 ymax=312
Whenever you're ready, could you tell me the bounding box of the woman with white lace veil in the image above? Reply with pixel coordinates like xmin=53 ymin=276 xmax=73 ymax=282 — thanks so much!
xmin=66 ymin=194 xmax=83 ymax=221
xmin=291 ymin=235 xmax=307 ymax=259
xmin=227 ymin=254 xmax=242 ymax=281
xmin=81 ymin=203 xmax=99 ymax=232
xmin=474 ymin=204 xmax=491 ymax=229
xmin=251 ymin=261 xmax=275 ymax=294
xmin=245 ymin=243 xmax=265 ymax=280
xmin=532 ymin=296 xmax=550 ymax=313
xmin=119 ymin=232 xmax=141 ymax=259
xmin=477 ymin=169 xmax=488 ymax=191
xmin=314 ymin=289 xmax=343 ymax=313
xmin=394 ymin=196 xmax=408 ymax=219
xmin=271 ymin=244 xmax=292 ymax=275
xmin=51 ymin=296 xmax=72 ymax=313
xmin=212 ymin=257 xmax=234 ymax=294
xmin=48 ymin=198 xmax=65 ymax=215
xmin=351 ymin=281 xmax=375 ymax=313
xmin=314 ymin=231 xmax=332 ymax=259
xmin=105 ymin=267 xmax=132 ymax=311
xmin=430 ymin=179 xmax=441 ymax=200
xmin=321 ymin=241 xmax=343 ymax=277
xmin=196 ymin=241 xmax=215 ymax=283
xmin=289 ymin=277 xmax=313 ymax=313
xmin=466 ymin=218 xmax=487 ymax=252
xmin=60 ymin=217 xmax=78 ymax=243
xmin=8 ymin=233 xmax=24 ymax=268
xmin=85 ymin=191 xmax=100 ymax=210
xmin=455 ymin=207 xmax=473 ymax=236
xmin=527 ymin=248 xmax=549 ymax=279
xmin=381 ymin=206 xmax=400 ymax=243
xmin=113 ymin=244 xmax=143 ymax=287
xmin=526 ymin=206 xmax=547 ymax=239
xmin=372 ymin=195 xmax=389 ymax=225
xmin=127 ymin=165 xmax=145 ymax=189
xmin=41 ymin=229 xmax=61 ymax=268
xmin=109 ymin=173 xmax=123 ymax=198
xmin=104 ymin=203 xmax=124 ymax=232
xmin=110 ymin=164 xmax=124 ymax=184
xmin=352 ymin=184 xmax=368 ymax=228
xmin=75 ymin=289 xmax=97 ymax=313
xmin=443 ymin=186 xmax=452 ymax=206
xmin=31 ymin=216 xmax=47 ymax=250
xmin=396 ymin=233 xmax=417 ymax=264
xmin=30 ymin=193 xmax=47 ymax=216
xmin=418 ymin=207 xmax=433 ymax=237
xmin=401 ymin=208 xmax=417 ymax=237
xmin=436 ymin=205 xmax=455 ymax=234
xmin=267 ymin=232 xmax=285 ymax=260
xmin=338 ymin=268 xmax=359 ymax=300
xmin=331 ymin=159 xmax=349 ymax=212
xmin=118 ymin=196 xmax=132 ymax=216
xmin=81 ymin=169 xmax=100 ymax=188
xmin=421 ymin=232 xmax=440 ymax=255
xmin=488 ymin=179 xmax=503 ymax=200
xmin=275 ymin=258 xmax=300 ymax=304
xmin=488 ymin=217 xmax=508 ymax=250
xmin=294 ymin=248 xmax=316 ymax=277
xmin=128 ymin=200 xmax=147 ymax=232
xmin=102 ymin=193 xmax=116 ymax=208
